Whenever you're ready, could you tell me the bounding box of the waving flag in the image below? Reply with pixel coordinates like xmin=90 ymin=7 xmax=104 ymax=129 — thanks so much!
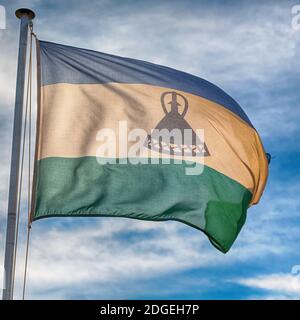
xmin=31 ymin=40 xmax=268 ymax=253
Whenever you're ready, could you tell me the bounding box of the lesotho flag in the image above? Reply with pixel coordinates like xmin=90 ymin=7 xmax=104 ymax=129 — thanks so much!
xmin=31 ymin=40 xmax=268 ymax=253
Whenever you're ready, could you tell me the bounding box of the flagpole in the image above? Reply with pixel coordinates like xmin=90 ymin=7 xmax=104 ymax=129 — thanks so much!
xmin=2 ymin=8 xmax=35 ymax=301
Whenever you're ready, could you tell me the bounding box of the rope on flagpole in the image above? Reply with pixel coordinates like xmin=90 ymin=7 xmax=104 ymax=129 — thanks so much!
xmin=21 ymin=23 xmax=34 ymax=300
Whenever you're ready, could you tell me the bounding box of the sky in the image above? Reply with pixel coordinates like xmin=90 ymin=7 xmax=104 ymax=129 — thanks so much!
xmin=0 ymin=0 xmax=300 ymax=300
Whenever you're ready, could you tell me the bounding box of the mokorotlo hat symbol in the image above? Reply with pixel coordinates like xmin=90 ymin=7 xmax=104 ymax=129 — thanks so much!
xmin=145 ymin=91 xmax=209 ymax=157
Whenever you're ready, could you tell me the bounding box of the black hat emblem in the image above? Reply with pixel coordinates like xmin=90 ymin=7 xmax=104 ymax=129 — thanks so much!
xmin=145 ymin=91 xmax=209 ymax=157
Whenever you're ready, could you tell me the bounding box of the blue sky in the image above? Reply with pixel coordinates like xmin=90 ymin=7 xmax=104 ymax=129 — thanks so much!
xmin=0 ymin=0 xmax=300 ymax=299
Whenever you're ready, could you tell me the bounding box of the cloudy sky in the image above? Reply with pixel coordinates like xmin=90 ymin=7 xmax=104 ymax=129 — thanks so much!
xmin=0 ymin=0 xmax=300 ymax=299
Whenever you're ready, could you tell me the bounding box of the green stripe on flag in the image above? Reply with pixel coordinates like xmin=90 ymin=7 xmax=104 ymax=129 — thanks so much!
xmin=33 ymin=157 xmax=252 ymax=253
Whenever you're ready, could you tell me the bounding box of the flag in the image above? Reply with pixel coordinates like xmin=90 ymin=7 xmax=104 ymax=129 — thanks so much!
xmin=31 ymin=40 xmax=268 ymax=253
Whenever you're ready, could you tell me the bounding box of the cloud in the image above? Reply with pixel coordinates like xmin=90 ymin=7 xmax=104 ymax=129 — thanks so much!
xmin=234 ymin=272 xmax=300 ymax=299
xmin=7 ymin=219 xmax=219 ymax=298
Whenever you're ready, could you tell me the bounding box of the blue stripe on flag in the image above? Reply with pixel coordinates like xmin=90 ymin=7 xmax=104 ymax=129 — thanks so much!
xmin=39 ymin=40 xmax=252 ymax=127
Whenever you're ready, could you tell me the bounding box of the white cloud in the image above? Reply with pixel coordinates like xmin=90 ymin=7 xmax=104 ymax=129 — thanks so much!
xmin=234 ymin=272 xmax=300 ymax=299
xmin=6 ymin=219 xmax=219 ymax=299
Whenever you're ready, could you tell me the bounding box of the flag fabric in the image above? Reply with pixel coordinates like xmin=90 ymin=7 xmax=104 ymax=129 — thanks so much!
xmin=31 ymin=40 xmax=268 ymax=253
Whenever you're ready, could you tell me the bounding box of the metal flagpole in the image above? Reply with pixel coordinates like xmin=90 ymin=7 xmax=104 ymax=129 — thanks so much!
xmin=2 ymin=8 xmax=35 ymax=301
